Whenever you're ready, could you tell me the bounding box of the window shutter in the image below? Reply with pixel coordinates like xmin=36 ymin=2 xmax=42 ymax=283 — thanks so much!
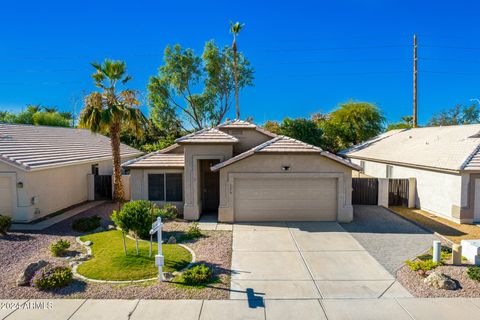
xmin=166 ymin=173 xmax=183 ymax=201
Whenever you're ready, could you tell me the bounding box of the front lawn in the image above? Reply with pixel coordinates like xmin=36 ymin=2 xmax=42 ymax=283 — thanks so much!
xmin=77 ymin=230 xmax=192 ymax=281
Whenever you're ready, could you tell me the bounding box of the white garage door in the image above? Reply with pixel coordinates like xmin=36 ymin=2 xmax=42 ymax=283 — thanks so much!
xmin=234 ymin=177 xmax=337 ymax=221
xmin=0 ymin=177 xmax=13 ymax=217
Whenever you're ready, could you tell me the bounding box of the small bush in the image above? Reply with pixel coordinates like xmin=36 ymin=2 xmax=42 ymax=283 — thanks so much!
xmin=157 ymin=203 xmax=178 ymax=221
xmin=405 ymin=259 xmax=440 ymax=272
xmin=0 ymin=215 xmax=12 ymax=235
xmin=50 ymin=239 xmax=71 ymax=257
xmin=31 ymin=265 xmax=73 ymax=290
xmin=467 ymin=266 xmax=480 ymax=281
xmin=181 ymin=264 xmax=213 ymax=285
xmin=183 ymin=222 xmax=202 ymax=240
xmin=72 ymin=215 xmax=101 ymax=232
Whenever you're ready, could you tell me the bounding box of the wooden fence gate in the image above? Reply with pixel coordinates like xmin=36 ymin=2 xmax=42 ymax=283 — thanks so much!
xmin=388 ymin=179 xmax=409 ymax=206
xmin=352 ymin=178 xmax=378 ymax=205
xmin=94 ymin=175 xmax=112 ymax=200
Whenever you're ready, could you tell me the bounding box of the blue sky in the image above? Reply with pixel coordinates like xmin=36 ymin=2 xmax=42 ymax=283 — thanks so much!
xmin=1 ymin=0 xmax=479 ymax=125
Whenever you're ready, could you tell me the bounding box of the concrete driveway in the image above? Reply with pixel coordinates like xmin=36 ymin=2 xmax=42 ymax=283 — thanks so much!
xmin=230 ymin=221 xmax=411 ymax=300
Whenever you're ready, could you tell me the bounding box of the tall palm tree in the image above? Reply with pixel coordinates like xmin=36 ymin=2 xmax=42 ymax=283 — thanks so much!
xmin=80 ymin=59 xmax=146 ymax=202
xmin=230 ymin=21 xmax=245 ymax=120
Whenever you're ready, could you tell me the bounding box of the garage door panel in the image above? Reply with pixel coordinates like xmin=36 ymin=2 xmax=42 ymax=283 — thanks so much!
xmin=234 ymin=177 xmax=337 ymax=221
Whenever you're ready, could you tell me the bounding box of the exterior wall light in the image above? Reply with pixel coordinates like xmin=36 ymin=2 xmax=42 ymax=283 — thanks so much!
xmin=17 ymin=182 xmax=23 ymax=188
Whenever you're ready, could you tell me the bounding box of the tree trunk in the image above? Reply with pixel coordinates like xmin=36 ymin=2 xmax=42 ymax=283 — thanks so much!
xmin=122 ymin=231 xmax=127 ymax=256
xmin=233 ymin=39 xmax=240 ymax=119
xmin=110 ymin=121 xmax=125 ymax=202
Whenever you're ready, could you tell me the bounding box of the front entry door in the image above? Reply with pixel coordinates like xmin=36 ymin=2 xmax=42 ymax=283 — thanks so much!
xmin=202 ymin=160 xmax=220 ymax=213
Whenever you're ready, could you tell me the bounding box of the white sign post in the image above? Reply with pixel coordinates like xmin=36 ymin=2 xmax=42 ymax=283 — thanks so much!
xmin=150 ymin=217 xmax=164 ymax=281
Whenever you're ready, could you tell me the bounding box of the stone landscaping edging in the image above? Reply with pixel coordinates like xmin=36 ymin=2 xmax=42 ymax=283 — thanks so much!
xmin=72 ymin=236 xmax=196 ymax=284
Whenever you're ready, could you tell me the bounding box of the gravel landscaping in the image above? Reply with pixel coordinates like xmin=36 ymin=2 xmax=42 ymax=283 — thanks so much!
xmin=342 ymin=205 xmax=436 ymax=274
xmin=397 ymin=262 xmax=480 ymax=297
xmin=0 ymin=202 xmax=232 ymax=299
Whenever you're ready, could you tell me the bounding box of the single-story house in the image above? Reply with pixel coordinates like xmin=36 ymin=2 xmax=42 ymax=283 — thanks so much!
xmin=0 ymin=124 xmax=142 ymax=222
xmin=123 ymin=120 xmax=360 ymax=223
xmin=341 ymin=124 xmax=480 ymax=224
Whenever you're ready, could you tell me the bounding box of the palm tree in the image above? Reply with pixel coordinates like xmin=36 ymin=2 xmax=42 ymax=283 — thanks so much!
xmin=80 ymin=59 xmax=146 ymax=202
xmin=26 ymin=104 xmax=42 ymax=114
xmin=230 ymin=21 xmax=245 ymax=120
xmin=43 ymin=106 xmax=58 ymax=113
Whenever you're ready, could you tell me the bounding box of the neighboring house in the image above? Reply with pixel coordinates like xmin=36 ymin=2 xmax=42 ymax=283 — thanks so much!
xmin=341 ymin=124 xmax=480 ymax=224
xmin=0 ymin=124 xmax=142 ymax=222
xmin=123 ymin=120 xmax=360 ymax=223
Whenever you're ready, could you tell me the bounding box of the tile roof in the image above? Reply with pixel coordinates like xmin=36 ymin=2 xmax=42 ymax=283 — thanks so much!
xmin=341 ymin=124 xmax=480 ymax=172
xmin=211 ymin=135 xmax=361 ymax=171
xmin=0 ymin=124 xmax=142 ymax=171
xmin=175 ymin=128 xmax=238 ymax=144
xmin=123 ymin=153 xmax=184 ymax=168
xmin=217 ymin=119 xmax=277 ymax=137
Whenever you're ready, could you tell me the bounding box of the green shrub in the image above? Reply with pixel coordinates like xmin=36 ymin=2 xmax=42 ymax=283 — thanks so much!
xmin=31 ymin=265 xmax=73 ymax=290
xmin=72 ymin=215 xmax=101 ymax=232
xmin=158 ymin=203 xmax=178 ymax=221
xmin=112 ymin=200 xmax=157 ymax=239
xmin=405 ymin=259 xmax=440 ymax=272
xmin=183 ymin=222 xmax=202 ymax=240
xmin=181 ymin=264 xmax=213 ymax=285
xmin=0 ymin=215 xmax=12 ymax=235
xmin=467 ymin=266 xmax=480 ymax=281
xmin=50 ymin=239 xmax=71 ymax=257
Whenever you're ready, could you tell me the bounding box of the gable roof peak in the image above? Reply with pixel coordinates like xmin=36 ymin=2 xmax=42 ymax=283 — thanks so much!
xmin=175 ymin=127 xmax=238 ymax=144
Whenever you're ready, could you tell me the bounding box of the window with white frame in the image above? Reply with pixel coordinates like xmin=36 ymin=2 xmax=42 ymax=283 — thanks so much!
xmin=386 ymin=165 xmax=393 ymax=178
xmin=148 ymin=173 xmax=183 ymax=201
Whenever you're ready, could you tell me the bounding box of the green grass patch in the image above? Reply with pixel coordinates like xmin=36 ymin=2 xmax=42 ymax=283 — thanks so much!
xmin=77 ymin=230 xmax=192 ymax=281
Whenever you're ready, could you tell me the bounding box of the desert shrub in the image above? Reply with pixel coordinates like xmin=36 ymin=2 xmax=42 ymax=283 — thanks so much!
xmin=181 ymin=264 xmax=213 ymax=285
xmin=467 ymin=266 xmax=480 ymax=281
xmin=182 ymin=222 xmax=202 ymax=240
xmin=405 ymin=259 xmax=440 ymax=272
xmin=31 ymin=265 xmax=73 ymax=290
xmin=72 ymin=215 xmax=101 ymax=232
xmin=0 ymin=215 xmax=12 ymax=235
xmin=50 ymin=239 xmax=71 ymax=257
xmin=157 ymin=203 xmax=178 ymax=221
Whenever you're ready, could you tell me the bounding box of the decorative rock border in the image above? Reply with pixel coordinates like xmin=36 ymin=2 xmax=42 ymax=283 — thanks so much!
xmin=72 ymin=236 xmax=196 ymax=284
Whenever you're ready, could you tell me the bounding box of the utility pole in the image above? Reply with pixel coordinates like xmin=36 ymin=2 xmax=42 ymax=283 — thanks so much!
xmin=413 ymin=34 xmax=418 ymax=128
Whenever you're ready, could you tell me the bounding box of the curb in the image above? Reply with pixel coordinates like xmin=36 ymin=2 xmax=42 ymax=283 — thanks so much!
xmin=72 ymin=235 xmax=196 ymax=284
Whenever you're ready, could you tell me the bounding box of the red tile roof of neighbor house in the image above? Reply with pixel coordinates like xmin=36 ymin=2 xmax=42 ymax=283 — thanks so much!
xmin=0 ymin=124 xmax=142 ymax=171
xmin=211 ymin=135 xmax=361 ymax=171
xmin=341 ymin=124 xmax=480 ymax=172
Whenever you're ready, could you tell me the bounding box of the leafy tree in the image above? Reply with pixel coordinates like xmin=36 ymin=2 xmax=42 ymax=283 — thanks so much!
xmin=326 ymin=101 xmax=385 ymax=149
xmin=148 ymin=41 xmax=254 ymax=131
xmin=79 ymin=59 xmax=146 ymax=202
xmin=278 ymin=118 xmax=323 ymax=147
xmin=111 ymin=200 xmax=159 ymax=256
xmin=0 ymin=107 xmax=72 ymax=127
xmin=230 ymin=21 xmax=245 ymax=119
xmin=32 ymin=112 xmax=70 ymax=127
xmin=387 ymin=115 xmax=413 ymax=130
xmin=428 ymin=104 xmax=480 ymax=126
xmin=263 ymin=120 xmax=282 ymax=134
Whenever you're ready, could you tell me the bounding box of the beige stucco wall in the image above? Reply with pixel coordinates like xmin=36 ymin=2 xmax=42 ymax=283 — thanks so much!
xmin=182 ymin=144 xmax=233 ymax=220
xmin=217 ymin=153 xmax=354 ymax=223
xmin=351 ymin=158 xmax=468 ymax=223
xmin=0 ymin=155 xmax=137 ymax=222
xmin=129 ymin=168 xmax=184 ymax=214
xmin=218 ymin=128 xmax=272 ymax=155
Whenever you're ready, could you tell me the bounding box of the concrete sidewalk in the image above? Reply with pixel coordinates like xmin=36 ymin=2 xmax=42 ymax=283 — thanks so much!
xmin=2 ymin=298 xmax=480 ymax=320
